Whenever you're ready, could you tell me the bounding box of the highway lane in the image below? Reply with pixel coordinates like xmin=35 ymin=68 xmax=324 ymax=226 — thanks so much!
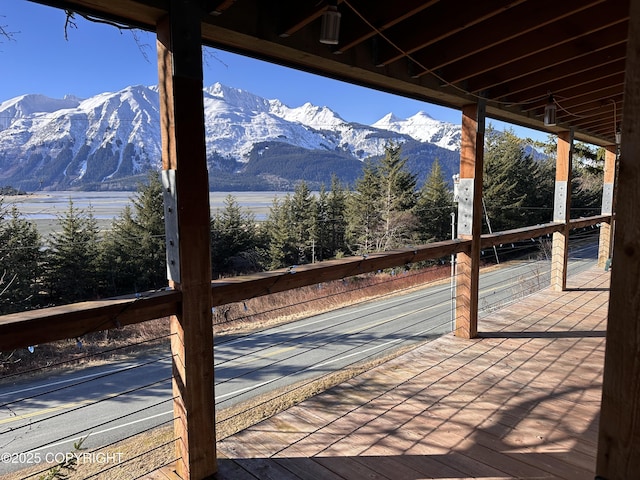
xmin=0 ymin=248 xmax=598 ymax=475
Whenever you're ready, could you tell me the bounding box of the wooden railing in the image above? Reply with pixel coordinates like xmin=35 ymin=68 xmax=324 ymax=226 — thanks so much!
xmin=0 ymin=215 xmax=610 ymax=352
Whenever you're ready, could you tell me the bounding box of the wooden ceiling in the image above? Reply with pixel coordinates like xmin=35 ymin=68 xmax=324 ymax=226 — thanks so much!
xmin=34 ymin=0 xmax=629 ymax=146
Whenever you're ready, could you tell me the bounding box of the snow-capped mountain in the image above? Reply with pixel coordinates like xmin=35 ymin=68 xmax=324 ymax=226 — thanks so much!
xmin=0 ymin=83 xmax=461 ymax=190
xmin=372 ymin=111 xmax=461 ymax=150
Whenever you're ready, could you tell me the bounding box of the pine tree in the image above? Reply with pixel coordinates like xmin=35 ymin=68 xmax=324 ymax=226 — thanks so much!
xmin=415 ymin=159 xmax=454 ymax=243
xmin=373 ymin=142 xmax=418 ymax=251
xmin=290 ymin=181 xmax=316 ymax=264
xmin=211 ymin=194 xmax=262 ymax=276
xmin=571 ymin=142 xmax=604 ymax=218
xmin=525 ymin=135 xmax=601 ymax=222
xmin=326 ymin=174 xmax=348 ymax=257
xmin=378 ymin=141 xmax=418 ymax=213
xmin=0 ymin=204 xmax=42 ymax=314
xmin=100 ymin=172 xmax=167 ymax=295
xmin=264 ymin=195 xmax=295 ymax=270
xmin=483 ymin=127 xmax=544 ymax=231
xmin=346 ymin=159 xmax=382 ymax=254
xmin=313 ymin=185 xmax=329 ymax=262
xmin=44 ymin=200 xmax=100 ymax=304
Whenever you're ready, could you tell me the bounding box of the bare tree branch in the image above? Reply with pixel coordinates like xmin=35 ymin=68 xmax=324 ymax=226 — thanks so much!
xmin=64 ymin=9 xmax=153 ymax=63
xmin=63 ymin=10 xmax=78 ymax=41
xmin=203 ymin=47 xmax=229 ymax=70
xmin=0 ymin=15 xmax=18 ymax=43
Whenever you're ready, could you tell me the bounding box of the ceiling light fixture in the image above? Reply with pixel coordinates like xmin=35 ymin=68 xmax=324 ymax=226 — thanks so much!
xmin=615 ymin=125 xmax=621 ymax=145
xmin=320 ymin=4 xmax=341 ymax=45
xmin=544 ymin=95 xmax=557 ymax=127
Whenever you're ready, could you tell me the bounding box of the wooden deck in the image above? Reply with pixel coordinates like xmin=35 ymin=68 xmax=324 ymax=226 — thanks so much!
xmin=168 ymin=266 xmax=609 ymax=479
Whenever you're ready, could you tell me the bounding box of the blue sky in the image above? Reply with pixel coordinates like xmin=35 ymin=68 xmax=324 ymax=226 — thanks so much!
xmin=2 ymin=0 xmax=546 ymax=140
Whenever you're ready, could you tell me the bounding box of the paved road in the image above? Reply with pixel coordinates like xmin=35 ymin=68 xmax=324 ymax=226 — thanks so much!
xmin=0 ymin=246 xmax=598 ymax=475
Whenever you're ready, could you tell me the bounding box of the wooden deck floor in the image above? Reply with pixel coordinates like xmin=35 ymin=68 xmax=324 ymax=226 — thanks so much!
xmin=175 ymin=266 xmax=610 ymax=480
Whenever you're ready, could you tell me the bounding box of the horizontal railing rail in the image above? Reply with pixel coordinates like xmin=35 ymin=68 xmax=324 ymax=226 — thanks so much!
xmin=479 ymin=215 xmax=611 ymax=249
xmin=210 ymin=238 xmax=470 ymax=306
xmin=0 ymin=216 xmax=609 ymax=352
xmin=0 ymin=290 xmax=182 ymax=351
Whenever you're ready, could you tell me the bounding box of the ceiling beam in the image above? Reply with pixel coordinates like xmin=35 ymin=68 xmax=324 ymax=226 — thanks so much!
xmin=487 ymin=54 xmax=626 ymax=100
xmin=439 ymin=3 xmax=627 ymax=84
xmin=371 ymin=0 xmax=525 ymax=68
xmin=408 ymin=0 xmax=604 ymax=77
xmin=333 ymin=0 xmax=439 ymax=55
xmin=465 ymin=34 xmax=627 ymax=101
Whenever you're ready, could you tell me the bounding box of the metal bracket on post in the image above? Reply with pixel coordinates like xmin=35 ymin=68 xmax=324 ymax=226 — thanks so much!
xmin=602 ymin=183 xmax=614 ymax=214
xmin=457 ymin=178 xmax=474 ymax=236
xmin=553 ymin=180 xmax=568 ymax=222
xmin=162 ymin=170 xmax=180 ymax=283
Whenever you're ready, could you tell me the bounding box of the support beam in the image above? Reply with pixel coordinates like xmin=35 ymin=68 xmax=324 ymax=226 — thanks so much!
xmin=598 ymin=145 xmax=617 ymax=268
xmin=455 ymin=101 xmax=485 ymax=339
xmin=157 ymin=2 xmax=217 ymax=478
xmin=597 ymin=1 xmax=640 ymax=477
xmin=550 ymin=130 xmax=573 ymax=291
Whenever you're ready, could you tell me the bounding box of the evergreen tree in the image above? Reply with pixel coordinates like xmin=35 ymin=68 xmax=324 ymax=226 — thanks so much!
xmin=536 ymin=137 xmax=603 ymax=220
xmin=326 ymin=174 xmax=348 ymax=257
xmin=264 ymin=195 xmax=295 ymax=270
xmin=0 ymin=204 xmax=42 ymax=314
xmin=348 ymin=142 xmax=417 ymax=252
xmin=44 ymin=200 xmax=100 ymax=304
xmin=312 ymin=185 xmax=329 ymax=262
xmin=100 ymin=172 xmax=167 ymax=295
xmin=378 ymin=142 xmax=417 ymax=250
xmin=415 ymin=159 xmax=454 ymax=243
xmin=571 ymin=142 xmax=604 ymax=218
xmin=346 ymin=159 xmax=382 ymax=254
xmin=211 ymin=194 xmax=262 ymax=277
xmin=290 ymin=181 xmax=316 ymax=264
xmin=483 ymin=127 xmax=545 ymax=231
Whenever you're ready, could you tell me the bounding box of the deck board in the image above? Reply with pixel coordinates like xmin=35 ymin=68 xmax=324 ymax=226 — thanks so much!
xmin=212 ymin=266 xmax=608 ymax=479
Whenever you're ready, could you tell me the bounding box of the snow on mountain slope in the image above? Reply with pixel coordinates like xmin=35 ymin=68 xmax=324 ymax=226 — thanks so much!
xmin=202 ymin=82 xmax=411 ymax=160
xmin=0 ymin=85 xmax=162 ymax=186
xmin=0 ymin=82 xmax=461 ymax=188
xmin=0 ymin=94 xmax=81 ymax=131
xmin=373 ymin=111 xmax=460 ymax=150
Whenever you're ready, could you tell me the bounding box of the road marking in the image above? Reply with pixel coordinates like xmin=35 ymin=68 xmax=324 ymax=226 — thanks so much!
xmin=226 ymin=346 xmax=298 ymax=368
xmin=27 ymin=410 xmax=173 ymax=453
xmin=0 ymin=399 xmax=93 ymax=425
xmin=0 ymin=384 xmax=170 ymax=427
xmin=344 ymin=303 xmax=440 ymax=335
xmin=0 ymin=358 xmax=167 ymax=399
xmin=216 ymin=285 xmax=436 ymax=349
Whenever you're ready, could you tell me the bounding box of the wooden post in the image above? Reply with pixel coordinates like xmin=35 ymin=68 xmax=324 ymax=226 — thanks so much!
xmin=597 ymin=145 xmax=617 ymax=268
xmin=157 ymin=2 xmax=217 ymax=478
xmin=455 ymin=102 xmax=485 ymax=339
xmin=597 ymin=1 xmax=640 ymax=477
xmin=550 ymin=130 xmax=573 ymax=291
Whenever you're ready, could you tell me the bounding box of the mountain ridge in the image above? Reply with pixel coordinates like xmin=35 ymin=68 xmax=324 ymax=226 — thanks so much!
xmin=0 ymin=83 xmax=462 ymax=191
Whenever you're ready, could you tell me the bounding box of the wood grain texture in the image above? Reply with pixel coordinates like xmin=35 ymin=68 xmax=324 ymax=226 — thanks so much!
xmin=455 ymin=103 xmax=485 ymax=338
xmin=598 ymin=146 xmax=617 ymax=267
xmin=551 ymin=131 xmax=573 ymax=292
xmin=157 ymin=4 xmax=217 ymax=478
xmin=597 ymin=1 xmax=640 ymax=477
xmin=214 ymin=267 xmax=609 ymax=480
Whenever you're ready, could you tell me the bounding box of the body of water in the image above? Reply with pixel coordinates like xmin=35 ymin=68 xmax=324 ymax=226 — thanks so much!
xmin=1 ymin=191 xmax=289 ymax=221
xmin=1 ymin=191 xmax=290 ymax=235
